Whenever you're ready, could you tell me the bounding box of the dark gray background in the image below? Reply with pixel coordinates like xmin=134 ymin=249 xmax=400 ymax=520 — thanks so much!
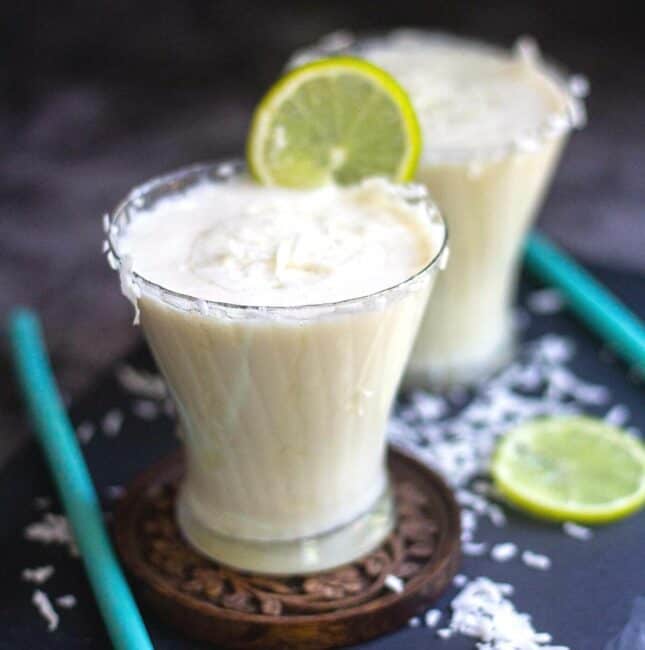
xmin=1 ymin=0 xmax=644 ymax=462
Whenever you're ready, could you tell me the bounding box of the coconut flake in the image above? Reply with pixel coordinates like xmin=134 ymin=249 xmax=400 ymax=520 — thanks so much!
xmin=453 ymin=574 xmax=468 ymax=587
xmin=463 ymin=541 xmax=488 ymax=557
xmin=425 ymin=608 xmax=442 ymax=627
xmin=76 ymin=421 xmax=95 ymax=445
xmin=563 ymin=522 xmax=593 ymax=541
xmin=527 ymin=288 xmax=565 ymax=315
xmin=25 ymin=513 xmax=79 ymax=557
xmin=22 ymin=566 xmax=55 ymax=585
xmin=522 ymin=550 xmax=552 ymax=571
xmin=32 ymin=590 xmax=59 ymax=631
xmin=605 ymin=404 xmax=630 ymax=428
xmin=447 ymin=577 xmax=564 ymax=648
xmin=384 ymin=574 xmax=404 ymax=593
xmin=491 ymin=542 xmax=517 ymax=563
xmin=102 ymin=409 xmax=124 ymax=437
xmin=486 ymin=504 xmax=507 ymax=528
xmin=132 ymin=399 xmax=159 ymax=420
xmin=56 ymin=595 xmax=77 ymax=609
xmin=116 ymin=364 xmax=167 ymax=399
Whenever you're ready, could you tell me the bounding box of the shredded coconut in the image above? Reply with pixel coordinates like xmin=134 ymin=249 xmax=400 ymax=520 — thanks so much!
xmin=463 ymin=541 xmax=488 ymax=557
xmin=527 ymin=288 xmax=565 ymax=315
xmin=486 ymin=504 xmax=507 ymax=528
xmin=25 ymin=513 xmax=79 ymax=557
xmin=522 ymin=550 xmax=552 ymax=571
xmin=461 ymin=509 xmax=478 ymax=533
xmin=132 ymin=399 xmax=159 ymax=420
xmin=453 ymin=574 xmax=468 ymax=587
xmin=102 ymin=409 xmax=124 ymax=437
xmin=563 ymin=521 xmax=593 ymax=541
xmin=116 ymin=364 xmax=167 ymax=399
xmin=56 ymin=595 xmax=77 ymax=609
xmin=447 ymin=577 xmax=565 ymax=648
xmin=389 ymin=335 xmax=592 ymax=488
xmin=32 ymin=590 xmax=59 ymax=631
xmin=22 ymin=566 xmax=55 ymax=585
xmin=491 ymin=542 xmax=518 ymax=562
xmin=76 ymin=421 xmax=95 ymax=445
xmin=425 ymin=608 xmax=442 ymax=627
xmin=605 ymin=404 xmax=631 ymax=428
xmin=384 ymin=574 xmax=404 ymax=593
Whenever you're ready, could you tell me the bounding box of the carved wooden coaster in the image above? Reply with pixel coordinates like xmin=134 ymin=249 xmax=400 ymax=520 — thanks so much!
xmin=114 ymin=448 xmax=461 ymax=649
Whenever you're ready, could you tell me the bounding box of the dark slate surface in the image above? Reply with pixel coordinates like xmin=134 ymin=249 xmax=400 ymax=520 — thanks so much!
xmin=1 ymin=267 xmax=643 ymax=650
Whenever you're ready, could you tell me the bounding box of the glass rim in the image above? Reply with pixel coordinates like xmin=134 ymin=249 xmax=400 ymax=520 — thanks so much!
xmin=288 ymin=29 xmax=588 ymax=164
xmin=104 ymin=160 xmax=449 ymax=318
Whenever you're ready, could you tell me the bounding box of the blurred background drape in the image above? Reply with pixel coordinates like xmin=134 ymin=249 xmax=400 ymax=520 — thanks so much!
xmin=1 ymin=0 xmax=643 ymax=462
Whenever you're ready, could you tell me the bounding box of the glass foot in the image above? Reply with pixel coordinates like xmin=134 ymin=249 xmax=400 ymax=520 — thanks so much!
xmin=176 ymin=485 xmax=395 ymax=575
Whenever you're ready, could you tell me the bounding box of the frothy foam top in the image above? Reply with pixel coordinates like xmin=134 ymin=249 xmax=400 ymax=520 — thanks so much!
xmin=361 ymin=33 xmax=570 ymax=158
xmin=119 ymin=177 xmax=441 ymax=307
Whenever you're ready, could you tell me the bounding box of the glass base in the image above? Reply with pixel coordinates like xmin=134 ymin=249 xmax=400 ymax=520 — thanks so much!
xmin=176 ymin=484 xmax=395 ymax=576
xmin=404 ymin=331 xmax=516 ymax=390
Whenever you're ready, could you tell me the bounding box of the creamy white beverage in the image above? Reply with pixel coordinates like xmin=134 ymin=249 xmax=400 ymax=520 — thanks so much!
xmin=108 ymin=163 xmax=446 ymax=573
xmin=293 ymin=31 xmax=586 ymax=386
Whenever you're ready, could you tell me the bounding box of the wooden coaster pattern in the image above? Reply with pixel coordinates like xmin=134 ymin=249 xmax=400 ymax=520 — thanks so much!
xmin=114 ymin=449 xmax=461 ymax=649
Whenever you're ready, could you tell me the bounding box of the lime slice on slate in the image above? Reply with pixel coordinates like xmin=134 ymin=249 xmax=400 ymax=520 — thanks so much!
xmin=492 ymin=416 xmax=645 ymax=524
xmin=246 ymin=56 xmax=421 ymax=188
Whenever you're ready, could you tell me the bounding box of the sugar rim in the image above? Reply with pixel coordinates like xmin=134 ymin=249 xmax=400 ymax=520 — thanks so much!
xmin=104 ymin=160 xmax=448 ymax=320
xmin=289 ymin=29 xmax=588 ymax=164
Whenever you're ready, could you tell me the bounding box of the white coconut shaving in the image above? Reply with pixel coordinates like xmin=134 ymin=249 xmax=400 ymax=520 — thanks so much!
xmin=522 ymin=550 xmax=552 ymax=571
xmin=605 ymin=404 xmax=631 ymax=428
xmin=102 ymin=409 xmax=124 ymax=437
xmin=453 ymin=574 xmax=468 ymax=587
xmin=132 ymin=399 xmax=159 ymax=420
xmin=56 ymin=595 xmax=77 ymax=609
xmin=491 ymin=542 xmax=518 ymax=563
xmin=116 ymin=364 xmax=167 ymax=399
xmin=463 ymin=541 xmax=488 ymax=556
xmin=425 ymin=609 xmax=442 ymax=627
xmin=76 ymin=421 xmax=95 ymax=445
xmin=22 ymin=566 xmax=55 ymax=585
xmin=446 ymin=577 xmax=566 ymax=649
xmin=32 ymin=590 xmax=59 ymax=631
xmin=562 ymin=522 xmax=593 ymax=541
xmin=24 ymin=513 xmax=79 ymax=557
xmin=384 ymin=574 xmax=404 ymax=593
xmin=486 ymin=504 xmax=507 ymax=528
xmin=527 ymin=288 xmax=565 ymax=315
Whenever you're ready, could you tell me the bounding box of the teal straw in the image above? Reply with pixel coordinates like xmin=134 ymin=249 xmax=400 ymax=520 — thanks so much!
xmin=7 ymin=308 xmax=153 ymax=650
xmin=525 ymin=232 xmax=645 ymax=374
